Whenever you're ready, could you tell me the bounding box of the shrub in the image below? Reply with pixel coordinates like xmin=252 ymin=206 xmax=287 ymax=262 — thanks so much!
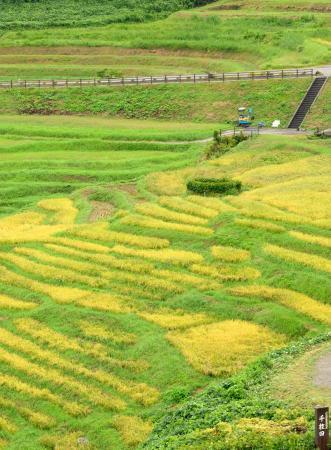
xmin=187 ymin=177 xmax=242 ymax=196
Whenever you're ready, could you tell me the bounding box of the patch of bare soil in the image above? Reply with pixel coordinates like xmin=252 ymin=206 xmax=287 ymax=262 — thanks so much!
xmin=89 ymin=201 xmax=115 ymax=222
xmin=117 ymin=183 xmax=139 ymax=196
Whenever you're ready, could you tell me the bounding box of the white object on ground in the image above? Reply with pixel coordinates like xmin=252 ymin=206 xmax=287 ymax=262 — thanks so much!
xmin=272 ymin=120 xmax=281 ymax=128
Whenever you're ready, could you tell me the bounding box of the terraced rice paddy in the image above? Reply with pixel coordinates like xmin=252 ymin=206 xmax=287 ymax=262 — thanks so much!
xmin=0 ymin=123 xmax=330 ymax=448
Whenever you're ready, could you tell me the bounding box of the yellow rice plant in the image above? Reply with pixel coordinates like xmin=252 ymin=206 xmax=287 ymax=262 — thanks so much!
xmin=38 ymin=198 xmax=78 ymax=225
xmin=79 ymin=320 xmax=136 ymax=344
xmin=150 ymin=268 xmax=221 ymax=291
xmin=121 ymin=214 xmax=213 ymax=236
xmin=112 ymin=415 xmax=153 ymax=447
xmin=139 ymin=309 xmax=212 ymax=329
xmin=69 ymin=222 xmax=169 ymax=248
xmin=264 ymin=244 xmax=331 ymax=274
xmin=146 ymin=169 xmax=189 ymax=196
xmin=235 ymin=218 xmax=286 ymax=233
xmin=112 ymin=284 xmax=163 ymax=301
xmin=40 ymin=432 xmax=93 ymax=450
xmin=289 ymin=231 xmax=331 ymax=249
xmin=159 ymin=196 xmax=218 ymax=218
xmin=228 ymin=285 xmax=331 ymax=326
xmin=190 ymin=264 xmax=261 ymax=281
xmin=136 ymin=202 xmax=208 ymax=225
xmin=0 ymin=347 xmax=125 ymax=410
xmin=0 ymin=252 xmax=101 ymax=288
xmin=211 ymin=245 xmax=251 ymax=263
xmin=228 ymin=197 xmax=306 ymax=225
xmin=0 ymin=374 xmax=87 ymax=416
xmin=65 ymin=292 xmax=133 ymax=314
xmin=45 ymin=243 xmax=155 ymax=274
xmin=0 ymin=396 xmax=55 ymax=429
xmin=167 ymin=321 xmax=285 ymax=376
xmin=15 ymin=318 xmax=109 ymax=359
xmin=187 ymin=195 xmax=236 ymax=213
xmin=15 ymin=247 xmax=100 ymax=275
xmin=110 ymin=245 xmax=204 ymax=266
xmin=0 ymin=441 xmax=7 ymax=449
xmin=49 ymin=237 xmax=110 ymax=253
xmin=0 ymin=211 xmax=66 ymax=245
xmin=0 ymin=293 xmax=37 ymax=310
xmin=0 ymin=415 xmax=17 ymax=434
xmin=3 ymin=325 xmax=155 ymax=405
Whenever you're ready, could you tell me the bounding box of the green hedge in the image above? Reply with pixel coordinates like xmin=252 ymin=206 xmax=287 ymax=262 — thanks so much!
xmin=187 ymin=177 xmax=242 ymax=195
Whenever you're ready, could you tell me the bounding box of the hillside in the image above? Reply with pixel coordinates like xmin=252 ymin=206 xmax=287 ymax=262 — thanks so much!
xmin=0 ymin=0 xmax=329 ymax=449
xmin=0 ymin=0 xmax=330 ymax=81
xmin=0 ymin=1 xmax=210 ymax=30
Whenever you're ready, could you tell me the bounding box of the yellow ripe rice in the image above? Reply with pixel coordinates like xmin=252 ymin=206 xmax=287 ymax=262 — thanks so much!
xmin=289 ymin=231 xmax=331 ymax=249
xmin=139 ymin=309 xmax=212 ymax=329
xmin=0 ymin=373 xmax=87 ymax=417
xmin=79 ymin=320 xmax=136 ymax=344
xmin=69 ymin=222 xmax=169 ymax=248
xmin=190 ymin=264 xmax=261 ymax=281
xmin=228 ymin=285 xmax=331 ymax=326
xmin=0 ymin=293 xmax=37 ymax=310
xmin=112 ymin=415 xmax=153 ymax=447
xmin=265 ymin=244 xmax=331 ymax=274
xmin=159 ymin=196 xmax=218 ymax=218
xmin=211 ymin=245 xmax=251 ymax=263
xmin=110 ymin=245 xmax=204 ymax=266
xmin=38 ymin=198 xmax=78 ymax=225
xmin=121 ymin=214 xmax=213 ymax=236
xmin=235 ymin=218 xmax=285 ymax=233
xmin=167 ymin=320 xmax=285 ymax=376
xmin=136 ymin=202 xmax=208 ymax=225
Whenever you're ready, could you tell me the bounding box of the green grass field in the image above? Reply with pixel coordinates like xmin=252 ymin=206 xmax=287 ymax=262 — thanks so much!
xmin=0 ymin=0 xmax=329 ymax=80
xmin=0 ymin=115 xmax=330 ymax=448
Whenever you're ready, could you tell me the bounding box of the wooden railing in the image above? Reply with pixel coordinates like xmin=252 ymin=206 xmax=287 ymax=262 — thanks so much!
xmin=0 ymin=68 xmax=315 ymax=89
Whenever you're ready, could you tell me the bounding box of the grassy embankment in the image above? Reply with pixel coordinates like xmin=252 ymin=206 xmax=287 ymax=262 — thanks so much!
xmin=0 ymin=0 xmax=329 ymax=79
xmin=0 ymin=78 xmax=310 ymax=125
xmin=0 ymin=123 xmax=330 ymax=448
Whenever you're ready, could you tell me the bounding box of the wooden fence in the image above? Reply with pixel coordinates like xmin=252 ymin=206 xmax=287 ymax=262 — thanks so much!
xmin=0 ymin=68 xmax=315 ymax=90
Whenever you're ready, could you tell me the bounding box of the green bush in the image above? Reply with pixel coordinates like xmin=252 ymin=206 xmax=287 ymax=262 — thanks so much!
xmin=187 ymin=177 xmax=242 ymax=195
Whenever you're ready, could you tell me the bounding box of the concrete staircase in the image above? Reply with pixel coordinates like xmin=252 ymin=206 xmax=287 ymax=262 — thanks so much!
xmin=288 ymin=76 xmax=327 ymax=129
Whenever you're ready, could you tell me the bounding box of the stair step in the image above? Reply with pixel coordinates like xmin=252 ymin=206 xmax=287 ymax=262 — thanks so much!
xmin=288 ymin=77 xmax=327 ymax=129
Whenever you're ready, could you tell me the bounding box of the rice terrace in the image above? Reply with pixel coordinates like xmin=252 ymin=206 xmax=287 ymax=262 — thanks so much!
xmin=0 ymin=1 xmax=330 ymax=449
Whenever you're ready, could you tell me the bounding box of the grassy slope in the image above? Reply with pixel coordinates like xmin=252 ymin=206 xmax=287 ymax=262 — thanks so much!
xmin=0 ymin=78 xmax=310 ymax=125
xmin=0 ymin=0 xmax=202 ymax=29
xmin=0 ymin=121 xmax=330 ymax=448
xmin=0 ymin=1 xmax=329 ymax=80
xmin=304 ymin=78 xmax=331 ymax=130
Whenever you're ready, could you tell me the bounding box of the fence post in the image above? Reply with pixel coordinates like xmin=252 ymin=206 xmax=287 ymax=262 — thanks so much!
xmin=223 ymin=72 xmax=225 ymax=82
xmin=179 ymin=74 xmax=182 ymax=83
xmin=10 ymin=80 xmax=13 ymax=88
xmin=237 ymin=72 xmax=239 ymax=80
xmin=165 ymin=75 xmax=167 ymax=83
xmin=24 ymin=80 xmax=27 ymax=88
xmin=296 ymin=69 xmax=299 ymax=78
xmin=194 ymin=74 xmax=196 ymax=83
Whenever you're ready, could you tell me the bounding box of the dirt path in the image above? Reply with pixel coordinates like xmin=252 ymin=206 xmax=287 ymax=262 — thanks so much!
xmin=314 ymin=351 xmax=331 ymax=388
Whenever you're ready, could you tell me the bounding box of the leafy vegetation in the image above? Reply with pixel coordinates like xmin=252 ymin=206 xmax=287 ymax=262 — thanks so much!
xmin=0 ymin=0 xmax=208 ymax=30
